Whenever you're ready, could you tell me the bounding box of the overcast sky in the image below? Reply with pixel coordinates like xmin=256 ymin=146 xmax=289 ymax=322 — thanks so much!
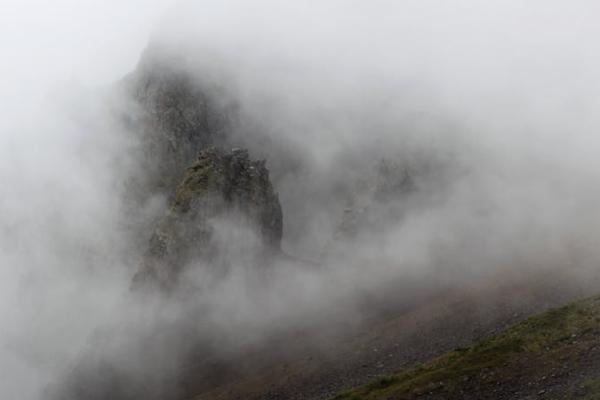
xmin=0 ymin=0 xmax=169 ymax=111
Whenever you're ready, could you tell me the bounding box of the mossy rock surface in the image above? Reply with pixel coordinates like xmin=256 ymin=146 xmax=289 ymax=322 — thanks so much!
xmin=133 ymin=147 xmax=282 ymax=289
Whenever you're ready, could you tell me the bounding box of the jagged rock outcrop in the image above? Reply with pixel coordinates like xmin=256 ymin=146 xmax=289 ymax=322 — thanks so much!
xmin=123 ymin=46 xmax=236 ymax=200
xmin=132 ymin=147 xmax=283 ymax=289
xmin=117 ymin=45 xmax=243 ymax=256
xmin=49 ymin=50 xmax=285 ymax=400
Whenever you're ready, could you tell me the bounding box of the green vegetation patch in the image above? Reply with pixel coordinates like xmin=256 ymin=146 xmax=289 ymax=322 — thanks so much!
xmin=173 ymin=160 xmax=222 ymax=211
xmin=575 ymin=374 xmax=600 ymax=399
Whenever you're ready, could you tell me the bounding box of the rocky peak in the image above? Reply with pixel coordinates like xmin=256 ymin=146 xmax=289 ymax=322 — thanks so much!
xmin=132 ymin=147 xmax=283 ymax=289
xmin=123 ymin=47 xmax=236 ymax=200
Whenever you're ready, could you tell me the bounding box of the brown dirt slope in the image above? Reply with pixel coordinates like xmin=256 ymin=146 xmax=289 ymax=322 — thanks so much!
xmin=334 ymin=293 xmax=600 ymax=400
xmin=191 ymin=274 xmax=600 ymax=400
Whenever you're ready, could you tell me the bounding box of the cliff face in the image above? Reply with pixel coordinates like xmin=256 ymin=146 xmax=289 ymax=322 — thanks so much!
xmin=116 ymin=46 xmax=286 ymax=290
xmin=49 ymin=53 xmax=285 ymax=398
xmin=133 ymin=147 xmax=283 ymax=289
xmin=123 ymin=47 xmax=236 ymax=201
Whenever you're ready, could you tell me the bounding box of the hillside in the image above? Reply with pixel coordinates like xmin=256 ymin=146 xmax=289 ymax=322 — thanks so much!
xmin=333 ymin=294 xmax=600 ymax=400
xmin=188 ymin=275 xmax=599 ymax=400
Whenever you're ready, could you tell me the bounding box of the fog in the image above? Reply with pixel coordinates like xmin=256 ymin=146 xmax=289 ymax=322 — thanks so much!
xmin=2 ymin=1 xmax=600 ymax=399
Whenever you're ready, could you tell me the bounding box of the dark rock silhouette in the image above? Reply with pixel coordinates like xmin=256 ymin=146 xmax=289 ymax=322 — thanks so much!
xmin=132 ymin=147 xmax=283 ymax=289
xmin=122 ymin=45 xmax=236 ymax=202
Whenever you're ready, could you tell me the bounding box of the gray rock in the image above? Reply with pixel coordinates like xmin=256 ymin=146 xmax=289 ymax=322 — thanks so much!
xmin=122 ymin=45 xmax=236 ymax=203
xmin=132 ymin=147 xmax=282 ymax=289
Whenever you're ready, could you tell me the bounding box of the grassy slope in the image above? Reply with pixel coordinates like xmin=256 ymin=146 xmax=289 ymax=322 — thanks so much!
xmin=333 ymin=295 xmax=600 ymax=400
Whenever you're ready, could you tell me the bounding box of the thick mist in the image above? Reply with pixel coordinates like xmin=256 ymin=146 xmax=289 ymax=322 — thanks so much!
xmin=3 ymin=1 xmax=600 ymax=399
xmin=152 ymin=0 xmax=600 ymax=277
xmin=0 ymin=1 xmax=169 ymax=398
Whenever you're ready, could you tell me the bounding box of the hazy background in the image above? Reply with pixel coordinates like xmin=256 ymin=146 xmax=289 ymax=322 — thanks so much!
xmin=0 ymin=1 xmax=169 ymax=398
xmin=2 ymin=1 xmax=600 ymax=399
